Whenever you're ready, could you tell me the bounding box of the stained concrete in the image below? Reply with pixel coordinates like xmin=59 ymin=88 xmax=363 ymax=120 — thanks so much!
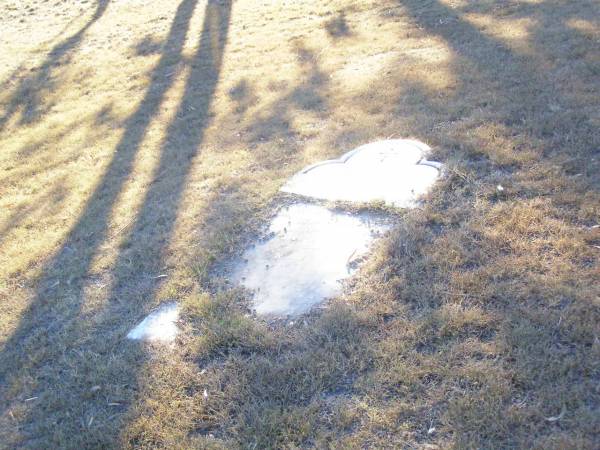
xmin=281 ymin=139 xmax=441 ymax=207
xmin=127 ymin=302 xmax=180 ymax=343
xmin=232 ymin=203 xmax=389 ymax=316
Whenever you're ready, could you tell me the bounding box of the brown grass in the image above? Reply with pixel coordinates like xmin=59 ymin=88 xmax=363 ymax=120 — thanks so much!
xmin=1 ymin=0 xmax=599 ymax=448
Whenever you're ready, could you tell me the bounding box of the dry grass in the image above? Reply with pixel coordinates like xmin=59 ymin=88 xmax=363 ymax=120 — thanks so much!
xmin=1 ymin=0 xmax=599 ymax=448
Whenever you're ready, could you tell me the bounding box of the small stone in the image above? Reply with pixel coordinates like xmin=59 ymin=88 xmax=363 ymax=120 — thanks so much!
xmin=126 ymin=302 xmax=179 ymax=343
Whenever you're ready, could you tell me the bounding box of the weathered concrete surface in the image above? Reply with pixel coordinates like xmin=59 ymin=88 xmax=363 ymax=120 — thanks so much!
xmin=232 ymin=203 xmax=389 ymax=316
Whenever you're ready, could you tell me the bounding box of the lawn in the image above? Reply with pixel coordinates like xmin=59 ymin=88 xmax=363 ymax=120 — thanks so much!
xmin=1 ymin=0 xmax=599 ymax=448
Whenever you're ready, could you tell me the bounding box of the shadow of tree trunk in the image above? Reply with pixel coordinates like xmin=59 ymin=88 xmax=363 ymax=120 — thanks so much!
xmin=0 ymin=0 xmax=111 ymax=129
xmin=0 ymin=0 xmax=232 ymax=446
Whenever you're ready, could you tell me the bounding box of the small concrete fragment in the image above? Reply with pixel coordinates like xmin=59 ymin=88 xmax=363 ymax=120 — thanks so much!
xmin=127 ymin=302 xmax=179 ymax=343
xmin=232 ymin=203 xmax=389 ymax=316
xmin=281 ymin=139 xmax=441 ymax=207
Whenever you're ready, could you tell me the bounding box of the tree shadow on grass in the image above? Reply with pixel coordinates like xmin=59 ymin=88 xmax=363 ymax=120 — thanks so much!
xmin=222 ymin=44 xmax=331 ymax=174
xmin=0 ymin=0 xmax=110 ymax=131
xmin=346 ymin=0 xmax=600 ymax=446
xmin=180 ymin=1 xmax=600 ymax=447
xmin=0 ymin=0 xmax=233 ymax=447
xmin=325 ymin=11 xmax=352 ymax=39
xmin=398 ymin=0 xmax=599 ymax=166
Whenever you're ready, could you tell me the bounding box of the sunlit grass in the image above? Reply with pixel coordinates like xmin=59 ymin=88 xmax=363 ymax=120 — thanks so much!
xmin=1 ymin=0 xmax=599 ymax=448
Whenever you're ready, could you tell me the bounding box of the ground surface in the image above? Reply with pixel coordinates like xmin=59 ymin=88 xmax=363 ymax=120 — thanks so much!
xmin=1 ymin=0 xmax=599 ymax=448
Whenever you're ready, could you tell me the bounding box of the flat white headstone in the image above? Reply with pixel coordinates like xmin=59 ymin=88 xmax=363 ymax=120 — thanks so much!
xmin=231 ymin=140 xmax=442 ymax=316
xmin=127 ymin=302 xmax=180 ymax=343
xmin=281 ymin=139 xmax=441 ymax=207
xmin=232 ymin=203 xmax=389 ymax=316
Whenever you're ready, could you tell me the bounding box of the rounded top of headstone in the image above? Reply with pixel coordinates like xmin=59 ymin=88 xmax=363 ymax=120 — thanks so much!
xmin=281 ymin=139 xmax=441 ymax=207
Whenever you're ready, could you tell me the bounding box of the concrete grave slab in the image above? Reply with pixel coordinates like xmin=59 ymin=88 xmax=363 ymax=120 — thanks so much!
xmin=230 ymin=140 xmax=442 ymax=316
xmin=281 ymin=139 xmax=441 ymax=207
xmin=127 ymin=302 xmax=180 ymax=343
xmin=232 ymin=203 xmax=389 ymax=316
